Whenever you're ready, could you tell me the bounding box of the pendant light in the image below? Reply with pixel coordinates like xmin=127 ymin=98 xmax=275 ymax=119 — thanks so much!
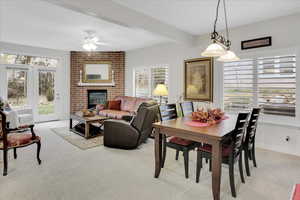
xmin=201 ymin=0 xmax=239 ymax=62
xmin=217 ymin=0 xmax=240 ymax=62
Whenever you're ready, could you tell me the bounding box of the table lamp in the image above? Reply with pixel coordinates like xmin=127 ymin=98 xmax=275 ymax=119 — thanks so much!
xmin=153 ymin=84 xmax=168 ymax=104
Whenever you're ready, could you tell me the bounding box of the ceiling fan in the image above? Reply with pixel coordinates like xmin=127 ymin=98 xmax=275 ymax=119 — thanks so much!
xmin=82 ymin=30 xmax=109 ymax=51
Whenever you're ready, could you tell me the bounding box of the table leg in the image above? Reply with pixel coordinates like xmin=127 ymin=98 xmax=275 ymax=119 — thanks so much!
xmin=211 ymin=141 xmax=222 ymax=200
xmin=154 ymin=128 xmax=162 ymax=178
xmin=69 ymin=118 xmax=72 ymax=129
xmin=85 ymin=122 xmax=90 ymax=138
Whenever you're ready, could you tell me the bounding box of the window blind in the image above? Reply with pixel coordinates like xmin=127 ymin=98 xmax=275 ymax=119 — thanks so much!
xmin=134 ymin=66 xmax=168 ymax=100
xmin=257 ymin=55 xmax=296 ymax=116
xmin=134 ymin=68 xmax=150 ymax=98
xmin=224 ymin=59 xmax=255 ymax=111
xmin=224 ymin=55 xmax=296 ymax=117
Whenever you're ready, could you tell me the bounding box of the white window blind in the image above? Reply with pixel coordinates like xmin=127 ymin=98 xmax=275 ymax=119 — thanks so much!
xmin=135 ymin=68 xmax=150 ymax=98
xmin=224 ymin=59 xmax=255 ymax=111
xmin=134 ymin=66 xmax=168 ymax=101
xmin=224 ymin=55 xmax=296 ymax=117
xmin=257 ymin=55 xmax=296 ymax=116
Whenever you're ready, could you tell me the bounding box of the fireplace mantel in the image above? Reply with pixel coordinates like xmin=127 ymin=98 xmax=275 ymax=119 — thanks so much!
xmin=77 ymin=82 xmax=115 ymax=87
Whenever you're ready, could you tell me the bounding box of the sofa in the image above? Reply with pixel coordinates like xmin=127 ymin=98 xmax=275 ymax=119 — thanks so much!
xmin=103 ymin=101 xmax=159 ymax=149
xmin=97 ymin=96 xmax=151 ymax=120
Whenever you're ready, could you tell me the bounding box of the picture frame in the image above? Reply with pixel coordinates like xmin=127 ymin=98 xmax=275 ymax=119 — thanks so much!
xmin=83 ymin=61 xmax=113 ymax=83
xmin=241 ymin=36 xmax=272 ymax=50
xmin=184 ymin=57 xmax=213 ymax=102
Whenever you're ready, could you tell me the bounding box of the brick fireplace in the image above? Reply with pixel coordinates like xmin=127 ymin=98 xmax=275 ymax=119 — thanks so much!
xmin=70 ymin=51 xmax=125 ymax=113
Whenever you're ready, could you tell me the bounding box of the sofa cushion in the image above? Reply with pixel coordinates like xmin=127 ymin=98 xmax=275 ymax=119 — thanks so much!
xmin=99 ymin=109 xmax=131 ymax=120
xmin=114 ymin=96 xmax=152 ymax=113
xmin=108 ymin=100 xmax=121 ymax=110
xmin=292 ymin=184 xmax=300 ymax=200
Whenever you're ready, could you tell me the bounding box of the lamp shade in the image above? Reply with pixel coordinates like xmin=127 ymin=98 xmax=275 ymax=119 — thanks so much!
xmin=201 ymin=43 xmax=227 ymax=57
xmin=217 ymin=50 xmax=240 ymax=62
xmin=153 ymin=84 xmax=168 ymax=96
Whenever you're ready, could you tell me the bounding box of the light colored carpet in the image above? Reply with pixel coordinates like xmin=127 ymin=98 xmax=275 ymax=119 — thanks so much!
xmin=51 ymin=127 xmax=103 ymax=150
xmin=0 ymin=120 xmax=300 ymax=200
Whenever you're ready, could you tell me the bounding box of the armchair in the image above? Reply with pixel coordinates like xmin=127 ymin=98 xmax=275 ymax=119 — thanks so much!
xmin=0 ymin=110 xmax=41 ymax=176
xmin=104 ymin=101 xmax=159 ymax=149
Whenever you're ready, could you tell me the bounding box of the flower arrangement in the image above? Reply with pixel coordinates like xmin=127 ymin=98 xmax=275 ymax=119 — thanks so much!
xmin=191 ymin=108 xmax=225 ymax=124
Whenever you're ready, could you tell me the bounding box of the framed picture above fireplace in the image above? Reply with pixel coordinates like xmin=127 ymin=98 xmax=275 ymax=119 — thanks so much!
xmin=83 ymin=61 xmax=113 ymax=83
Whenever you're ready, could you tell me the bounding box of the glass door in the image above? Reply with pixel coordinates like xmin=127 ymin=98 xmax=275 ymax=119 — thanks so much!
xmin=35 ymin=69 xmax=58 ymax=122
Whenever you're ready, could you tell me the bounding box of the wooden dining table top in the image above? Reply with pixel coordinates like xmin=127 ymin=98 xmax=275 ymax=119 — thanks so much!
xmin=152 ymin=114 xmax=238 ymax=141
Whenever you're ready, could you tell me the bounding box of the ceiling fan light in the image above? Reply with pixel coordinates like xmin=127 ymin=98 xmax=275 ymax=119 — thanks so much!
xmin=82 ymin=42 xmax=97 ymax=51
xmin=217 ymin=50 xmax=240 ymax=62
xmin=201 ymin=43 xmax=227 ymax=57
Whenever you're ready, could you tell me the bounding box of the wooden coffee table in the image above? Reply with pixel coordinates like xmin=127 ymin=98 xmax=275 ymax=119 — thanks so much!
xmin=69 ymin=114 xmax=110 ymax=139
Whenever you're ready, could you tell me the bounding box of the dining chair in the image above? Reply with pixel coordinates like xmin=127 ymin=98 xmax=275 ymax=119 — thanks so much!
xmin=0 ymin=111 xmax=41 ymax=176
xmin=196 ymin=112 xmax=249 ymax=198
xmin=244 ymin=108 xmax=261 ymax=176
xmin=180 ymin=101 xmax=194 ymax=116
xmin=159 ymin=104 xmax=198 ymax=178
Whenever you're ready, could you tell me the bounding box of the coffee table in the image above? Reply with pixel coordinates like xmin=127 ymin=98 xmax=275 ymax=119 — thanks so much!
xmin=69 ymin=114 xmax=110 ymax=139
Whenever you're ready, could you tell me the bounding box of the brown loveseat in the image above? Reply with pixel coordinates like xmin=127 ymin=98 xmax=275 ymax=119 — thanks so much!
xmin=97 ymin=96 xmax=151 ymax=119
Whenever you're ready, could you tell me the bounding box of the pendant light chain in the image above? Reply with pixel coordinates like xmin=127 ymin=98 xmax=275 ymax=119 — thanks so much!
xmin=223 ymin=0 xmax=230 ymax=47
xmin=213 ymin=0 xmax=221 ymax=33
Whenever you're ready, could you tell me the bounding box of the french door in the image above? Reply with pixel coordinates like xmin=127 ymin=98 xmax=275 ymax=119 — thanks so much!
xmin=5 ymin=65 xmax=59 ymax=122
xmin=34 ymin=68 xmax=58 ymax=122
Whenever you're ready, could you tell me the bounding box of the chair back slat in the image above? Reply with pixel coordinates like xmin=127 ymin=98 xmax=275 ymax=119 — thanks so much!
xmin=180 ymin=102 xmax=194 ymax=117
xmin=159 ymin=104 xmax=178 ymax=121
xmin=231 ymin=112 xmax=249 ymax=159
xmin=245 ymin=108 xmax=261 ymax=148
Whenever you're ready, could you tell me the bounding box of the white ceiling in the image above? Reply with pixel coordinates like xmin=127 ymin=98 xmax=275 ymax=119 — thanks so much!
xmin=0 ymin=0 xmax=170 ymax=51
xmin=112 ymin=0 xmax=300 ymax=35
xmin=1 ymin=0 xmax=300 ymax=51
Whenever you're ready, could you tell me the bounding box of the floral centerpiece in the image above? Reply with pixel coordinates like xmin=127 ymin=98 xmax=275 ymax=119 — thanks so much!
xmin=191 ymin=108 xmax=225 ymax=125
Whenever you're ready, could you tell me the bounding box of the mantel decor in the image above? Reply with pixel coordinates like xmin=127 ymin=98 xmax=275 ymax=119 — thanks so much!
xmin=184 ymin=57 xmax=213 ymax=102
xmin=78 ymin=61 xmax=115 ymax=86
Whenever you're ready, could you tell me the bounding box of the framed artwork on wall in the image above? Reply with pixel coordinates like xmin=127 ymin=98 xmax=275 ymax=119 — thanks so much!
xmin=83 ymin=62 xmax=113 ymax=83
xmin=184 ymin=57 xmax=213 ymax=102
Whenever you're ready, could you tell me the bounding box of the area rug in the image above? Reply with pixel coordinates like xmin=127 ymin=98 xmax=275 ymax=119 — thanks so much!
xmin=51 ymin=127 xmax=103 ymax=150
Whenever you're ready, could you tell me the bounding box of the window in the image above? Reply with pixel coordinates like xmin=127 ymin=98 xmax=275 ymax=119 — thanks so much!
xmin=7 ymin=68 xmax=28 ymax=107
xmin=224 ymin=55 xmax=296 ymax=117
xmin=0 ymin=53 xmax=58 ymax=67
xmin=134 ymin=66 xmax=168 ymax=102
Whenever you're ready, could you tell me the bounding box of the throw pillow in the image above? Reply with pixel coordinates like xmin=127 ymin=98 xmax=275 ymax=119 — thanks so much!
xmin=108 ymin=100 xmax=121 ymax=110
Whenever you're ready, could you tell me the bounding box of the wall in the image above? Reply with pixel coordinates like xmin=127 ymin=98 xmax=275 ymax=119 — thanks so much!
xmin=125 ymin=13 xmax=300 ymax=156
xmin=70 ymin=51 xmax=125 ymax=113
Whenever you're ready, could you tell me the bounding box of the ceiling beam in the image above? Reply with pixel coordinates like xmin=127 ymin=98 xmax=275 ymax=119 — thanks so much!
xmin=42 ymin=0 xmax=196 ymax=45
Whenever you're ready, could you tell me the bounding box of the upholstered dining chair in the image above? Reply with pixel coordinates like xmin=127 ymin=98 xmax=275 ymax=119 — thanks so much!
xmin=0 ymin=111 xmax=41 ymax=176
xmin=196 ymin=112 xmax=249 ymax=198
xmin=159 ymin=104 xmax=198 ymax=179
xmin=180 ymin=101 xmax=194 ymax=117
xmin=244 ymin=108 xmax=261 ymax=176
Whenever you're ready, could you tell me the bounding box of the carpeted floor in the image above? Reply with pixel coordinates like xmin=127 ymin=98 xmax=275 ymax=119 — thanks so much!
xmin=0 ymin=120 xmax=300 ymax=200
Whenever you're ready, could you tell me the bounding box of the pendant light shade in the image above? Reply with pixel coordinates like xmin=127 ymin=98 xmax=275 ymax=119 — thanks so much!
xmin=217 ymin=50 xmax=240 ymax=62
xmin=201 ymin=43 xmax=227 ymax=57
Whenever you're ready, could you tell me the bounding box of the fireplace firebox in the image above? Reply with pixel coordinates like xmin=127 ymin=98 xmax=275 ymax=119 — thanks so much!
xmin=87 ymin=90 xmax=107 ymax=109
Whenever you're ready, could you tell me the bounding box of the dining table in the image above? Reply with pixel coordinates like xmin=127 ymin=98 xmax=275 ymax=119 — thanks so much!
xmin=152 ymin=114 xmax=237 ymax=200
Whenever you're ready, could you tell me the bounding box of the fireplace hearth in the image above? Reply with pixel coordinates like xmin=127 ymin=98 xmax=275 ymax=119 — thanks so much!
xmin=87 ymin=90 xmax=107 ymax=109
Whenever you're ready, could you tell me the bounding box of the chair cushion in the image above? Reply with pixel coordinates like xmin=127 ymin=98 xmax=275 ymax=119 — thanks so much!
xmin=198 ymin=144 xmax=232 ymax=157
xmin=99 ymin=109 xmax=131 ymax=119
xmin=108 ymin=100 xmax=121 ymax=110
xmin=292 ymin=184 xmax=300 ymax=200
xmin=0 ymin=133 xmax=40 ymax=149
xmin=169 ymin=137 xmax=195 ymax=146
